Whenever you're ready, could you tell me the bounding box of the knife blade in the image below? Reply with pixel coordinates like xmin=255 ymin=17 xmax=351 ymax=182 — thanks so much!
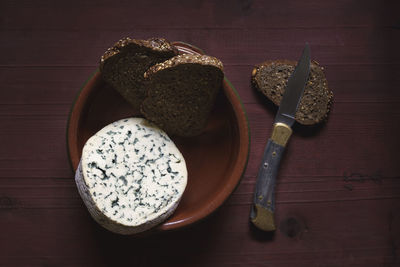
xmin=250 ymin=44 xmax=311 ymax=231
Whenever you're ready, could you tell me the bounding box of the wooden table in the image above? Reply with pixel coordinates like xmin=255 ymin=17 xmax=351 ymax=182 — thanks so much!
xmin=1 ymin=0 xmax=399 ymax=266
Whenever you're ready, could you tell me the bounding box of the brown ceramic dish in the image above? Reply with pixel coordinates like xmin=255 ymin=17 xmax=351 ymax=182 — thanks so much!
xmin=66 ymin=42 xmax=250 ymax=232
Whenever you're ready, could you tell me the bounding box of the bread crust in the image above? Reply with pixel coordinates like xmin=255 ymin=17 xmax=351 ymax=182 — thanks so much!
xmin=252 ymin=60 xmax=333 ymax=125
xmin=144 ymin=54 xmax=223 ymax=78
xmin=100 ymin=37 xmax=178 ymax=68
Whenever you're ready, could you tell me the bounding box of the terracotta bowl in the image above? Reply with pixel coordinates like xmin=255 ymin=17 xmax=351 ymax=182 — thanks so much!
xmin=67 ymin=42 xmax=250 ymax=232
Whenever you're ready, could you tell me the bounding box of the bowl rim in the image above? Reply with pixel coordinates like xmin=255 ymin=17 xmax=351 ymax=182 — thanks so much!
xmin=66 ymin=41 xmax=250 ymax=232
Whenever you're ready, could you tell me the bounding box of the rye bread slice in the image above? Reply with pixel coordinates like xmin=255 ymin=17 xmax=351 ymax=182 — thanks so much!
xmin=141 ymin=54 xmax=224 ymax=137
xmin=100 ymin=37 xmax=178 ymax=110
xmin=251 ymin=60 xmax=333 ymax=125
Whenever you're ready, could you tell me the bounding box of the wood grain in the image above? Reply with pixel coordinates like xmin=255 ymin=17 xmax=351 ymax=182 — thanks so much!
xmin=1 ymin=0 xmax=400 ymax=266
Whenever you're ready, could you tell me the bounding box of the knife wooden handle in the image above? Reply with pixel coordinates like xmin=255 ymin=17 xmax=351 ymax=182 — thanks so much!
xmin=250 ymin=123 xmax=292 ymax=231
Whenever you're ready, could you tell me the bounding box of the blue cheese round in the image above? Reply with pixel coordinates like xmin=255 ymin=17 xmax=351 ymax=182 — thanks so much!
xmin=75 ymin=117 xmax=187 ymax=234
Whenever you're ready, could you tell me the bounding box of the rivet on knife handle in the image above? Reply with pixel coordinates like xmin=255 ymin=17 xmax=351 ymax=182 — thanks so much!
xmin=250 ymin=123 xmax=292 ymax=231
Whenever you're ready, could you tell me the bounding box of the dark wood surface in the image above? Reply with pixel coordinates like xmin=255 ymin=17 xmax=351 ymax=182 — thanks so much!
xmin=1 ymin=0 xmax=400 ymax=266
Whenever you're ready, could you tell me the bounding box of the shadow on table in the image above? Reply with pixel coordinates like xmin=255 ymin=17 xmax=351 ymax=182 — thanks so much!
xmin=88 ymin=208 xmax=227 ymax=266
xmin=248 ymin=221 xmax=275 ymax=241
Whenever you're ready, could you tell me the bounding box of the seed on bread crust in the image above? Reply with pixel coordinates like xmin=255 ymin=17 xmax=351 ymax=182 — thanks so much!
xmin=251 ymin=60 xmax=333 ymax=125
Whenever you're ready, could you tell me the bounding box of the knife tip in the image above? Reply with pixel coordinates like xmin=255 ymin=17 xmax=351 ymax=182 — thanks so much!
xmin=303 ymin=43 xmax=311 ymax=58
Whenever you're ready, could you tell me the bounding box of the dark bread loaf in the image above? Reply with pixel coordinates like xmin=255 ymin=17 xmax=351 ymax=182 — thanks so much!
xmin=141 ymin=54 xmax=224 ymax=137
xmin=100 ymin=37 xmax=178 ymax=110
xmin=252 ymin=60 xmax=333 ymax=125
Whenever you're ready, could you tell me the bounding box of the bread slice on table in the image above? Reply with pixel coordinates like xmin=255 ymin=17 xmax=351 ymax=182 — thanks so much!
xmin=100 ymin=37 xmax=178 ymax=110
xmin=251 ymin=60 xmax=333 ymax=125
xmin=141 ymin=54 xmax=224 ymax=137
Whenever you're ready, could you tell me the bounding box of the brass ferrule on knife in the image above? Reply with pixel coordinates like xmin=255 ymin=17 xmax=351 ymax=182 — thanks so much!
xmin=270 ymin=122 xmax=293 ymax=147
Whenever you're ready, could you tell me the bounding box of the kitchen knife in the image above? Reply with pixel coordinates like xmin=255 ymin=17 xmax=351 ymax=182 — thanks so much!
xmin=250 ymin=44 xmax=311 ymax=231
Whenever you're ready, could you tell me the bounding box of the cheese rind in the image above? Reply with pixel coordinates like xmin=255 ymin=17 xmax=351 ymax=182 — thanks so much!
xmin=75 ymin=117 xmax=187 ymax=234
